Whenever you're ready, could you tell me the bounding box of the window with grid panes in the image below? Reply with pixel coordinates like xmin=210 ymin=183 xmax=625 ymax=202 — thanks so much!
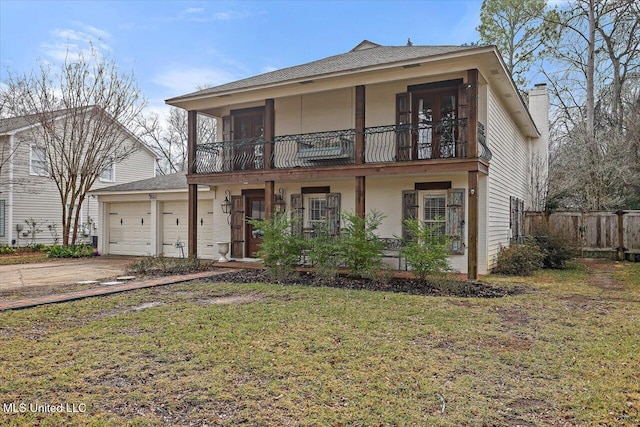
xmin=423 ymin=193 xmax=447 ymax=236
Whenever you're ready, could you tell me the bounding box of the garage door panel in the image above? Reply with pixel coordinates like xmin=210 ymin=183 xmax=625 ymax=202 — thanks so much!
xmin=109 ymin=203 xmax=151 ymax=256
xmin=162 ymin=201 xmax=214 ymax=259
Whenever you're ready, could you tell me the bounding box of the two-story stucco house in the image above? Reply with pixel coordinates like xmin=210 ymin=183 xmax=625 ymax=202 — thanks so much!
xmin=94 ymin=40 xmax=549 ymax=278
xmin=0 ymin=109 xmax=158 ymax=247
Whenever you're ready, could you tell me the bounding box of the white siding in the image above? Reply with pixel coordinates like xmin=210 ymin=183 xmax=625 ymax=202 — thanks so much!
xmin=486 ymin=87 xmax=529 ymax=269
xmin=0 ymin=127 xmax=156 ymax=246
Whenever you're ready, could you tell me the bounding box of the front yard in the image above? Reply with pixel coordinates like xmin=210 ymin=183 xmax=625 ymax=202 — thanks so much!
xmin=0 ymin=260 xmax=638 ymax=426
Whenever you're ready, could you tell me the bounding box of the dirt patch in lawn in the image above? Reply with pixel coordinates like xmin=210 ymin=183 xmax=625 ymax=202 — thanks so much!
xmin=582 ymin=259 xmax=625 ymax=291
xmin=197 ymin=294 xmax=263 ymax=305
xmin=201 ymin=269 xmax=523 ymax=298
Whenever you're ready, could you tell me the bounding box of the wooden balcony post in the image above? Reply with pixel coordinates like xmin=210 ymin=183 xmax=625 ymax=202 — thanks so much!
xmin=355 ymin=85 xmax=365 ymax=164
xmin=265 ymin=180 xmax=275 ymax=220
xmin=468 ymin=171 xmax=479 ymax=279
xmin=188 ymin=110 xmax=197 ymax=173
xmin=264 ymin=99 xmax=274 ymax=170
xmin=188 ymin=184 xmax=198 ymax=258
xmin=466 ymin=69 xmax=479 ymax=158
xmin=188 ymin=110 xmax=198 ymax=258
xmin=355 ymin=86 xmax=366 ymax=219
xmin=356 ymin=176 xmax=366 ymax=219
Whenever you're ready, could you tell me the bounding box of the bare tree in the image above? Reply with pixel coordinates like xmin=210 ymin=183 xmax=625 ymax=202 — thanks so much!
xmin=138 ymin=108 xmax=216 ymax=175
xmin=541 ymin=0 xmax=640 ymax=209
xmin=2 ymin=47 xmax=146 ymax=245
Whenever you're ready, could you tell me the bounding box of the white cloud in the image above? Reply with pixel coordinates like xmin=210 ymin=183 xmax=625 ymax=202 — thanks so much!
xmin=160 ymin=7 xmax=254 ymax=23
xmin=184 ymin=7 xmax=204 ymax=15
xmin=74 ymin=22 xmax=112 ymax=40
xmin=153 ymin=66 xmax=239 ymax=96
xmin=45 ymin=23 xmax=112 ymax=62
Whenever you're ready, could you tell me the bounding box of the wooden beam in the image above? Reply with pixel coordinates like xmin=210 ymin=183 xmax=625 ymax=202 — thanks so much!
xmin=466 ymin=69 xmax=479 ymax=159
xmin=187 ymin=111 xmax=197 ymax=174
xmin=188 ymin=183 xmax=198 ymax=258
xmin=467 ymin=170 xmax=479 ymax=280
xmin=356 ymin=176 xmax=365 ymax=218
xmin=265 ymin=180 xmax=275 ymax=220
xmin=264 ymin=99 xmax=274 ymax=170
xmin=355 ymin=85 xmax=365 ymax=164
xmin=187 ymin=158 xmax=489 ymax=185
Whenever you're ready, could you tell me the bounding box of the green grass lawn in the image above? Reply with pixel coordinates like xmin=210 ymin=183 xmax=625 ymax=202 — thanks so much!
xmin=1 ymin=261 xmax=639 ymax=426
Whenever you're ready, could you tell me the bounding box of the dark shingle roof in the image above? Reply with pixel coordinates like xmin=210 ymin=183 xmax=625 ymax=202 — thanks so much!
xmin=93 ymin=173 xmax=187 ymax=193
xmin=167 ymin=42 xmax=478 ymax=102
xmin=0 ymin=115 xmax=34 ymax=134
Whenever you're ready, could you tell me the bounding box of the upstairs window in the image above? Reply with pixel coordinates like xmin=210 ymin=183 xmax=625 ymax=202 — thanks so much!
xmin=100 ymin=160 xmax=115 ymax=182
xmin=29 ymin=145 xmax=48 ymax=176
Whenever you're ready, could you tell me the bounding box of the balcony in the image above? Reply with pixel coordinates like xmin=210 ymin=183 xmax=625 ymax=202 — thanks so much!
xmin=194 ymin=119 xmax=491 ymax=174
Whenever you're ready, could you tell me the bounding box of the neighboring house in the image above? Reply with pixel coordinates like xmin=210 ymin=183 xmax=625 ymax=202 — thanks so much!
xmin=0 ymin=110 xmax=157 ymax=247
xmin=95 ymin=40 xmax=549 ymax=278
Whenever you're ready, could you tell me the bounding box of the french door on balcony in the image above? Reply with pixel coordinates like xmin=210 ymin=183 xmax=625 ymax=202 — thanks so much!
xmin=223 ymin=107 xmax=264 ymax=171
xmin=411 ymin=88 xmax=457 ymax=160
xmin=396 ymin=83 xmax=465 ymax=161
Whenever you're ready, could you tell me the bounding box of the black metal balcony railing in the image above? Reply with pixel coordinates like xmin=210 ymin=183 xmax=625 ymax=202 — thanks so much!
xmin=273 ymin=129 xmax=356 ymax=169
xmin=194 ymin=120 xmax=491 ymax=174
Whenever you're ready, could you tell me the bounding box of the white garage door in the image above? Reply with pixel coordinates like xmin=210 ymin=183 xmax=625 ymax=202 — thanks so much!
xmin=109 ymin=202 xmax=151 ymax=256
xmin=162 ymin=201 xmax=214 ymax=259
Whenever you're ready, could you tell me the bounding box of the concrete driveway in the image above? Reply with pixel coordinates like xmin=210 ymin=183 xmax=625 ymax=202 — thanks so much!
xmin=0 ymin=256 xmax=137 ymax=292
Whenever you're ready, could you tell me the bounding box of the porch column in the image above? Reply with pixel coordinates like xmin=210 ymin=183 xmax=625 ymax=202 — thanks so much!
xmin=265 ymin=180 xmax=275 ymax=220
xmin=264 ymin=99 xmax=274 ymax=170
xmin=356 ymin=177 xmax=366 ymax=219
xmin=188 ymin=110 xmax=198 ymax=257
xmin=468 ymin=171 xmax=479 ymax=279
xmin=355 ymin=85 xmax=366 ymax=219
xmin=355 ymin=85 xmax=365 ymax=165
xmin=466 ymin=69 xmax=479 ymax=158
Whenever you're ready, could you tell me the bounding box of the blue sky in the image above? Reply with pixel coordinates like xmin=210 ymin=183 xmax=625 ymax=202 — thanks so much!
xmin=1 ymin=0 xmax=483 ymax=116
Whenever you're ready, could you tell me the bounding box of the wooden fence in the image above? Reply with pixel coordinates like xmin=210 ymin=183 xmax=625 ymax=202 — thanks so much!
xmin=524 ymin=210 xmax=640 ymax=261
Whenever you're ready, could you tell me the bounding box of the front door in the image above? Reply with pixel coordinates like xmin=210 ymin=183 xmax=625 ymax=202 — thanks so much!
xmin=411 ymin=88 xmax=457 ymax=159
xmin=245 ymin=195 xmax=265 ymax=258
xmin=233 ymin=109 xmax=264 ymax=170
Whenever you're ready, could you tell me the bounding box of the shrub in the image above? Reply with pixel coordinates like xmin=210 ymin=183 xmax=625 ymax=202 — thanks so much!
xmin=493 ymin=239 xmax=544 ymax=276
xmin=0 ymin=244 xmax=16 ymax=255
xmin=337 ymin=211 xmax=386 ymax=279
xmin=306 ymin=221 xmax=342 ymax=280
xmin=400 ymin=219 xmax=451 ymax=280
xmin=47 ymin=244 xmax=96 ymax=258
xmin=249 ymin=212 xmax=305 ymax=281
xmin=533 ymin=224 xmax=580 ymax=269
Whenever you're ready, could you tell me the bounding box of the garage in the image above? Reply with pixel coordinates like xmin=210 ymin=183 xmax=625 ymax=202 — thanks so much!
xmin=162 ymin=201 xmax=215 ymax=259
xmin=108 ymin=202 xmax=152 ymax=256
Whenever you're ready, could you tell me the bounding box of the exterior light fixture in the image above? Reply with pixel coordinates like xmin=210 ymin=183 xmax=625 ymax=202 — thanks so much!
xmin=221 ymin=190 xmax=232 ymax=214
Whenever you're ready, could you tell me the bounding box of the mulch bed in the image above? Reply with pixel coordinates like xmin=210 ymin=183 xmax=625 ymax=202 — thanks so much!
xmin=203 ymin=269 xmax=524 ymax=298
